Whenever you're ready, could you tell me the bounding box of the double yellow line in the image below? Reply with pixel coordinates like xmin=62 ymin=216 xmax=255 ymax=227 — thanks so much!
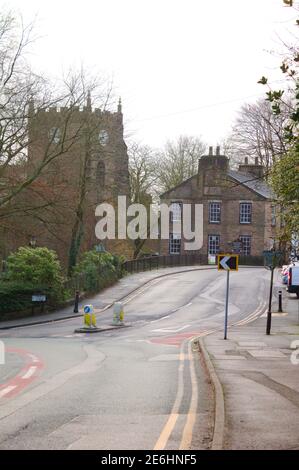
xmin=153 ymin=300 xmax=267 ymax=450
xmin=153 ymin=336 xmax=200 ymax=450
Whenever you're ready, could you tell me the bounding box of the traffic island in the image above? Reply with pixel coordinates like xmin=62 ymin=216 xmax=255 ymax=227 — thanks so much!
xmin=74 ymin=323 xmax=131 ymax=334
xmin=74 ymin=302 xmax=131 ymax=333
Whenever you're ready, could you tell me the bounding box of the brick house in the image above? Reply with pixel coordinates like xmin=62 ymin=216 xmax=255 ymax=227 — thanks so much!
xmin=159 ymin=146 xmax=277 ymax=258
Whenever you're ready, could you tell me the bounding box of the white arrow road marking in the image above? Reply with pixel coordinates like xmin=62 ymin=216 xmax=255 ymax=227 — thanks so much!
xmin=220 ymin=255 xmax=230 ymax=270
xmin=151 ymin=324 xmax=191 ymax=333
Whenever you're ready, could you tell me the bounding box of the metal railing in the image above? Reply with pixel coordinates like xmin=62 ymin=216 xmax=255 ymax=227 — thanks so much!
xmin=123 ymin=254 xmax=207 ymax=274
xmin=122 ymin=253 xmax=264 ymax=274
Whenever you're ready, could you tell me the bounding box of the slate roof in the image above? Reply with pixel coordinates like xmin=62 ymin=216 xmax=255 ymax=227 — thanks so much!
xmin=160 ymin=169 xmax=275 ymax=200
xmin=228 ymin=170 xmax=275 ymax=199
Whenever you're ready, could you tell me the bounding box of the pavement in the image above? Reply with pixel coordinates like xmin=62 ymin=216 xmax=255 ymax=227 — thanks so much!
xmin=0 ymin=265 xmax=216 ymax=329
xmin=200 ymin=272 xmax=299 ymax=450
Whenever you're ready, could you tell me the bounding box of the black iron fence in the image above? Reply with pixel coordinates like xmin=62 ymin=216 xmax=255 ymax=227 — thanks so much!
xmin=63 ymin=265 xmax=123 ymax=294
xmin=122 ymin=253 xmax=264 ymax=274
xmin=238 ymin=255 xmax=264 ymax=266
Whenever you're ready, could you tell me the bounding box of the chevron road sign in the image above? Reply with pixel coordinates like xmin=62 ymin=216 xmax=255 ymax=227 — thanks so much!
xmin=217 ymin=254 xmax=239 ymax=340
xmin=217 ymin=254 xmax=239 ymax=271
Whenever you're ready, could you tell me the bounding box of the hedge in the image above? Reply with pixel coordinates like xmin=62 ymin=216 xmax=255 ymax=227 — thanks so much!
xmin=0 ymin=281 xmax=51 ymax=315
xmin=72 ymin=251 xmax=125 ymax=294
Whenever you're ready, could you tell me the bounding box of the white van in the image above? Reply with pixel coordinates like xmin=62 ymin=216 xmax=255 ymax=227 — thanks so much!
xmin=287 ymin=265 xmax=299 ymax=298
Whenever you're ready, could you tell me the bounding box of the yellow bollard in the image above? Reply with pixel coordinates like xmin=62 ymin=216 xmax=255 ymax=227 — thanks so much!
xmin=113 ymin=302 xmax=124 ymax=325
xmin=83 ymin=305 xmax=94 ymax=328
xmin=119 ymin=308 xmax=124 ymax=322
xmin=91 ymin=313 xmax=97 ymax=327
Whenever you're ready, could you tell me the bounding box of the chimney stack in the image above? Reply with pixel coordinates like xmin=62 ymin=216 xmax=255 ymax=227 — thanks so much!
xmin=209 ymin=146 xmax=213 ymax=155
xmin=216 ymin=146 xmax=220 ymax=156
xmin=238 ymin=156 xmax=264 ymax=179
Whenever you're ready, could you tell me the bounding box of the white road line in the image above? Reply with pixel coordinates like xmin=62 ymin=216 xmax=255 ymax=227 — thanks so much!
xmin=152 ymin=324 xmax=191 ymax=333
xmin=21 ymin=366 xmax=37 ymax=380
xmin=150 ymin=315 xmax=170 ymax=323
xmin=0 ymin=385 xmax=17 ymax=398
xmin=183 ymin=302 xmax=192 ymax=308
xmin=122 ymin=279 xmax=160 ymax=305
xmin=172 ymin=302 xmax=193 ymax=313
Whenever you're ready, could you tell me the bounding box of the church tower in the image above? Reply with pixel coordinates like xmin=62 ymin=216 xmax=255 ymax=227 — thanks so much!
xmin=27 ymin=95 xmax=132 ymax=263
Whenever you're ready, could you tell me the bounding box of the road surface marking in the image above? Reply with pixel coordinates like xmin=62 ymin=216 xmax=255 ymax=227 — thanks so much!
xmin=152 ymin=324 xmax=191 ymax=333
xmin=234 ymin=301 xmax=267 ymax=326
xmin=180 ymin=340 xmax=199 ymax=449
xmin=28 ymin=354 xmax=40 ymax=363
xmin=21 ymin=366 xmax=37 ymax=380
xmin=152 ymin=298 xmax=267 ymax=450
xmin=122 ymin=279 xmax=160 ymax=305
xmin=150 ymin=315 xmax=170 ymax=323
xmin=0 ymin=347 xmax=43 ymax=400
xmin=153 ymin=342 xmax=185 ymax=450
xmin=0 ymin=385 xmax=17 ymax=398
xmin=171 ymin=301 xmax=193 ymax=314
xmin=149 ymin=354 xmax=189 ymax=362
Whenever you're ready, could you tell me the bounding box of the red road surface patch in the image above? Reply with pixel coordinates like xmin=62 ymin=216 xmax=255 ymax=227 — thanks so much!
xmin=150 ymin=331 xmax=201 ymax=347
xmin=0 ymin=347 xmax=43 ymax=399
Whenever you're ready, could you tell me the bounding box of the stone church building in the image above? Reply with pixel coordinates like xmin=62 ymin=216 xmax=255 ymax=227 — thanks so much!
xmin=5 ymin=95 xmax=133 ymax=267
xmin=159 ymin=146 xmax=277 ymax=258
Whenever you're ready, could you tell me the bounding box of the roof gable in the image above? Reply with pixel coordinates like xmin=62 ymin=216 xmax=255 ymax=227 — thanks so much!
xmin=159 ymin=175 xmax=197 ymax=198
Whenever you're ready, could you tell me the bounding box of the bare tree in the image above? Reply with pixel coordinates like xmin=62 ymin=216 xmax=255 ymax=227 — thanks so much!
xmin=0 ymin=11 xmax=86 ymax=219
xmin=156 ymin=135 xmax=206 ymax=193
xmin=127 ymin=142 xmax=159 ymax=258
xmin=0 ymin=11 xmax=117 ymax=271
xmin=128 ymin=142 xmax=159 ymax=204
xmin=229 ymin=98 xmax=292 ymax=174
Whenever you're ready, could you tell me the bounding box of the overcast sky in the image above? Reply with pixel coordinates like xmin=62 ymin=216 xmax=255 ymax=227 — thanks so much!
xmin=4 ymin=0 xmax=298 ymax=149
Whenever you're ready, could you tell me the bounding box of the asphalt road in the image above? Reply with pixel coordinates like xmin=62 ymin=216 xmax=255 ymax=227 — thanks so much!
xmin=0 ymin=267 xmax=269 ymax=450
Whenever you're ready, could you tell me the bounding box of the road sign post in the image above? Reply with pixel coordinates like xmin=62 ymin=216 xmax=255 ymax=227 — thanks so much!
xmin=217 ymin=254 xmax=239 ymax=340
xmin=224 ymin=270 xmax=230 ymax=340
